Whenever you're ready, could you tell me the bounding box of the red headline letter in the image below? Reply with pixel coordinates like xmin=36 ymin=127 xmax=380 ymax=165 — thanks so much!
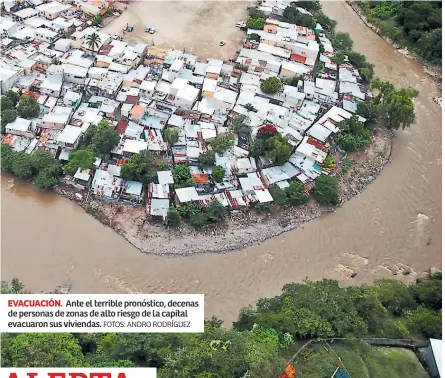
xmin=27 ymin=374 xmax=38 ymax=378
xmin=8 ymin=373 xmax=18 ymax=378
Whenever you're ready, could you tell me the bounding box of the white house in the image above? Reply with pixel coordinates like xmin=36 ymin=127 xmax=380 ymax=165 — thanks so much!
xmin=57 ymin=125 xmax=82 ymax=149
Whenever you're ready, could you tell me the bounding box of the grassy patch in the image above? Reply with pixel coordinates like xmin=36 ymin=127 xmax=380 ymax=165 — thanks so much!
xmin=292 ymin=341 xmax=428 ymax=378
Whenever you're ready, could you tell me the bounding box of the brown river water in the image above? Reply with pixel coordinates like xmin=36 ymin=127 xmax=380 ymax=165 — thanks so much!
xmin=1 ymin=2 xmax=441 ymax=324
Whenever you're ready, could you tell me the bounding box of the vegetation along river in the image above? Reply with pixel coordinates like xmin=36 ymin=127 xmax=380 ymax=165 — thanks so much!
xmin=1 ymin=1 xmax=441 ymax=324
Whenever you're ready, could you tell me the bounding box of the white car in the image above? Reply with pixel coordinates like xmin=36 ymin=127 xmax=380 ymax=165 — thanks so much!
xmin=149 ymin=28 xmax=156 ymax=34
xmin=219 ymin=40 xmax=226 ymax=46
xmin=113 ymin=33 xmax=120 ymax=39
xmin=113 ymin=12 xmax=120 ymax=17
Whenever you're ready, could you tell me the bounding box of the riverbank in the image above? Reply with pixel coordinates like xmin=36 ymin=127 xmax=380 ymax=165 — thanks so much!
xmin=56 ymin=128 xmax=393 ymax=256
xmin=345 ymin=1 xmax=442 ymax=90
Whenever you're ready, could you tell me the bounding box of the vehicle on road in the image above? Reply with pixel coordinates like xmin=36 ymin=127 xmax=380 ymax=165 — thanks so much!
xmin=235 ymin=21 xmax=246 ymax=28
xmin=219 ymin=40 xmax=226 ymax=46
xmin=113 ymin=33 xmax=120 ymax=39
xmin=127 ymin=26 xmax=134 ymax=32
xmin=113 ymin=12 xmax=120 ymax=16
xmin=145 ymin=27 xmax=156 ymax=34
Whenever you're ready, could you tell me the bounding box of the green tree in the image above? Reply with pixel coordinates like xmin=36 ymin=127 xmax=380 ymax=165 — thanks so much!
xmin=10 ymin=152 xmax=33 ymax=179
xmin=209 ymin=133 xmax=235 ymax=154
xmin=212 ymin=165 xmax=226 ymax=183
xmin=17 ymin=95 xmax=39 ymax=119
xmin=316 ymin=12 xmax=337 ymax=31
xmin=337 ymin=116 xmax=371 ymax=152
xmin=282 ymin=6 xmax=316 ymax=28
xmin=92 ymin=15 xmax=103 ymax=26
xmin=313 ymin=175 xmax=339 ymax=205
xmin=65 ymin=149 xmax=94 ymax=176
xmin=264 ymin=134 xmax=292 ymax=165
xmin=249 ymin=33 xmax=261 ymax=42
xmin=375 ymin=279 xmax=417 ymax=316
xmin=1 ymin=278 xmax=29 ymax=294
xmin=403 ymin=306 xmax=442 ymax=339
xmin=0 ymin=143 xmax=14 ymax=170
xmin=5 ymin=333 xmax=84 ymax=367
xmin=330 ymin=32 xmax=353 ymax=51
xmin=248 ymin=7 xmax=265 ymax=19
xmin=86 ymin=32 xmax=101 ymax=51
xmin=83 ymin=119 xmax=120 ymax=156
xmin=297 ymin=0 xmax=321 ymax=11
xmin=269 ymin=184 xmax=288 ymax=205
xmin=5 ymin=90 xmax=20 ymax=106
xmin=190 ymin=212 xmax=208 ymax=229
xmin=164 ymin=127 xmax=180 ymax=145
xmin=261 ymin=77 xmax=282 ymax=94
xmin=120 ymin=150 xmax=157 ymax=184
xmin=285 ymin=181 xmax=309 ymax=206
xmin=172 ymin=164 xmax=194 ymax=188
xmin=35 ymin=165 xmax=61 ymax=189
xmin=166 ymin=207 xmax=181 ymax=228
xmin=371 ymin=78 xmax=419 ymax=130
xmin=246 ymin=18 xmax=265 ymax=30
xmin=357 ymin=100 xmax=379 ymax=128
xmin=1 ymin=109 xmax=17 ymax=133
xmin=30 ymin=150 xmax=57 ymax=171
xmin=206 ymin=199 xmax=225 ymax=222
xmin=1 ymin=96 xmax=13 ymax=111
xmin=229 ymin=115 xmax=250 ymax=135
xmin=197 ymin=150 xmax=216 ymax=169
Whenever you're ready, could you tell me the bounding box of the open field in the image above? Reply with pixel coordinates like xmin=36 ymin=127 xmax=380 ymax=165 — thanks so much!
xmin=102 ymin=1 xmax=249 ymax=60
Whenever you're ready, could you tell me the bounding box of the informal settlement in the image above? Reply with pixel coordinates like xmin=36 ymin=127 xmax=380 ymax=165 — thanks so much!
xmin=0 ymin=0 xmax=369 ymax=221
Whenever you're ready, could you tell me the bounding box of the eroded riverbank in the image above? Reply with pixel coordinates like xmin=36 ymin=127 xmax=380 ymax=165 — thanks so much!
xmin=1 ymin=1 xmax=441 ymax=325
xmin=56 ymin=129 xmax=393 ymax=256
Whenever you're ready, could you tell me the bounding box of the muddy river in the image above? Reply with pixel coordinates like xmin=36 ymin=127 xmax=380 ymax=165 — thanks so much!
xmin=1 ymin=2 xmax=441 ymax=324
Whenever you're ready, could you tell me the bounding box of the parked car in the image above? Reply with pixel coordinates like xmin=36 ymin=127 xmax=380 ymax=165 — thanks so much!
xmin=145 ymin=27 xmax=150 ymax=32
xmin=149 ymin=28 xmax=156 ymax=34
xmin=113 ymin=33 xmax=120 ymax=39
xmin=127 ymin=26 xmax=134 ymax=32
xmin=219 ymin=40 xmax=226 ymax=46
xmin=113 ymin=12 xmax=120 ymax=16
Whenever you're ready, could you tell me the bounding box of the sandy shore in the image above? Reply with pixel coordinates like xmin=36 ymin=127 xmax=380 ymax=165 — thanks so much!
xmin=102 ymin=1 xmax=248 ymax=60
xmin=57 ymin=128 xmax=393 ymax=256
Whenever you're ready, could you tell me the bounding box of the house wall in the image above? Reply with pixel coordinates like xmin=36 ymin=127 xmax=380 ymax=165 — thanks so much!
xmin=1 ymin=69 xmax=24 ymax=93
xmin=63 ymin=72 xmax=86 ymax=84
xmin=5 ymin=128 xmax=33 ymax=137
xmin=40 ymin=86 xmax=61 ymax=97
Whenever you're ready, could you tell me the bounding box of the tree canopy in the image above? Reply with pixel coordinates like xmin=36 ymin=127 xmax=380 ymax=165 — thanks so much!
xmin=211 ymin=165 xmax=226 ymax=183
xmin=17 ymin=95 xmax=39 ymax=119
xmin=164 ymin=127 xmax=180 ymax=145
xmin=250 ymin=133 xmax=293 ymax=165
xmin=282 ymin=6 xmax=316 ymax=28
xmin=120 ymin=150 xmax=158 ymax=185
xmin=313 ymin=175 xmax=339 ymax=205
xmin=260 ymin=77 xmax=282 ymax=94
xmin=358 ymin=1 xmax=442 ymax=64
xmin=1 ymin=273 xmax=442 ymax=374
xmin=371 ymin=77 xmax=419 ymax=130
xmin=65 ymin=149 xmax=94 ymax=176
xmin=209 ymin=133 xmax=235 ymax=154
xmin=82 ymin=119 xmax=120 ymax=156
xmin=337 ymin=116 xmax=371 ymax=152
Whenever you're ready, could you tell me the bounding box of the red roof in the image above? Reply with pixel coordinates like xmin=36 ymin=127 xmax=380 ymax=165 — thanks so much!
xmin=116 ymin=120 xmax=129 ymax=135
xmin=125 ymin=95 xmax=140 ymax=105
xmin=290 ymin=54 xmax=307 ymax=64
xmin=192 ymin=173 xmax=210 ymax=183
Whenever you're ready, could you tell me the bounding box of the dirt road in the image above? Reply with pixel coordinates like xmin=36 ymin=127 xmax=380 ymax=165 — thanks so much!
xmin=102 ymin=1 xmax=248 ymax=61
